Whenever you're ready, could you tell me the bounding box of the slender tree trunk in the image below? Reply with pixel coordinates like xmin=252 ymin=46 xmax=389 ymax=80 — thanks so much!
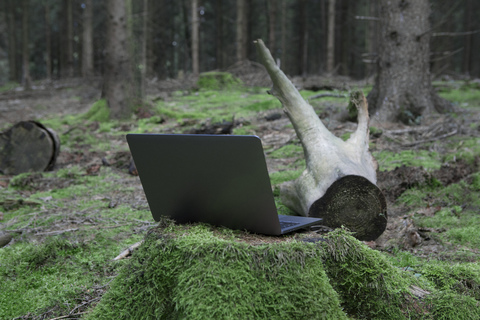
xmin=103 ymin=0 xmax=135 ymax=119
xmin=22 ymin=0 xmax=31 ymax=90
xmin=365 ymin=0 xmax=378 ymax=78
xmin=298 ymin=0 xmax=308 ymax=76
xmin=267 ymin=0 xmax=276 ymax=57
xmin=280 ymin=0 xmax=287 ymax=70
xmin=82 ymin=0 xmax=94 ymax=77
xmin=191 ymin=0 xmax=199 ymax=76
xmin=462 ymin=0 xmax=472 ymax=75
xmin=215 ymin=0 xmax=224 ymax=69
xmin=7 ymin=0 xmax=17 ymax=82
xmin=44 ymin=2 xmax=52 ymax=80
xmin=367 ymin=0 xmax=453 ymax=123
xmin=141 ymin=0 xmax=148 ymax=95
xmin=65 ymin=0 xmax=74 ymax=77
xmin=326 ymin=0 xmax=336 ymax=74
xmin=236 ymin=0 xmax=248 ymax=62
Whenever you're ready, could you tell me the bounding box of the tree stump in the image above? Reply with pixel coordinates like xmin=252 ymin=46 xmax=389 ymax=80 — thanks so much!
xmin=0 ymin=121 xmax=60 ymax=175
xmin=254 ymin=39 xmax=387 ymax=241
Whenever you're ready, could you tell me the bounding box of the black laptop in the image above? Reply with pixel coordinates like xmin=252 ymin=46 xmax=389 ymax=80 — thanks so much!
xmin=126 ymin=134 xmax=323 ymax=235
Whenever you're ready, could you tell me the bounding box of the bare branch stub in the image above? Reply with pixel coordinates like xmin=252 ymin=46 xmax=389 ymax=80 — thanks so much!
xmin=254 ymin=39 xmax=387 ymax=241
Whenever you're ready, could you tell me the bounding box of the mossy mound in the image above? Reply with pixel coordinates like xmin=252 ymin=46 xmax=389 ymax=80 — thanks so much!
xmin=197 ymin=71 xmax=242 ymax=90
xmin=86 ymin=223 xmax=480 ymax=319
xmin=81 ymin=99 xmax=110 ymax=122
xmin=87 ymin=223 xmax=347 ymax=320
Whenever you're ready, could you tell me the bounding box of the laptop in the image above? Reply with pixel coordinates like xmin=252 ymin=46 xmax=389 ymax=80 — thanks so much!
xmin=126 ymin=134 xmax=323 ymax=235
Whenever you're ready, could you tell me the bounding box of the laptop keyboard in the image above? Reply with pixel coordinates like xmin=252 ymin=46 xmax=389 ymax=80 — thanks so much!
xmin=279 ymin=221 xmax=300 ymax=229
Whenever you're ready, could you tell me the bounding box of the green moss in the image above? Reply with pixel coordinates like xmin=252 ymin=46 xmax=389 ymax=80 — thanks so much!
xmin=443 ymin=138 xmax=480 ymax=164
xmin=269 ymin=169 xmax=303 ymax=186
xmin=87 ymin=223 xmax=347 ymax=320
xmin=81 ymin=99 xmax=110 ymax=122
xmin=0 ymin=81 xmax=19 ymax=93
xmin=0 ymin=235 xmax=133 ymax=319
xmin=426 ymin=291 xmax=480 ymax=320
xmin=319 ymin=229 xmax=419 ymax=319
xmin=197 ymin=72 xmax=242 ymax=90
xmin=374 ymin=150 xmax=442 ymax=171
xmin=269 ymin=144 xmax=303 ymax=159
xmin=420 ymin=261 xmax=480 ymax=300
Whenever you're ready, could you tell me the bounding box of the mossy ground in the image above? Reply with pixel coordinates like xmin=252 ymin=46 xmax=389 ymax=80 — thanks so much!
xmin=1 ymin=80 xmax=480 ymax=319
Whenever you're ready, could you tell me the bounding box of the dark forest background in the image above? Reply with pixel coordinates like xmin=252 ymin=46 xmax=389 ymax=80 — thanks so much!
xmin=1 ymin=0 xmax=479 ymax=86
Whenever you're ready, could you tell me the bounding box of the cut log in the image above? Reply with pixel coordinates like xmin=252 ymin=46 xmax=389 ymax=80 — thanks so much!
xmin=254 ymin=39 xmax=387 ymax=241
xmin=0 ymin=121 xmax=60 ymax=175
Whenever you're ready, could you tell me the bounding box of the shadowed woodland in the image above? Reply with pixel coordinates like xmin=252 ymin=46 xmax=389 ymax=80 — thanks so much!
xmin=1 ymin=0 xmax=480 ymax=319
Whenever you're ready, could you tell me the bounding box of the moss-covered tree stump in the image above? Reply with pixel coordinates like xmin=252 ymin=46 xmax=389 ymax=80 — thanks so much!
xmin=0 ymin=121 xmax=60 ymax=175
xmin=84 ymin=221 xmax=480 ymax=320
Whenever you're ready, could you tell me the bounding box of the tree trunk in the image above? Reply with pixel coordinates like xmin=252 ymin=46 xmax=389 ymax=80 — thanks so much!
xmin=7 ymin=0 xmax=17 ymax=82
xmin=0 ymin=121 xmax=60 ymax=175
xmin=103 ymin=0 xmax=135 ymax=119
xmin=367 ymin=0 xmax=453 ymax=123
xmin=215 ymin=0 xmax=224 ymax=69
xmin=44 ymin=2 xmax=52 ymax=80
xmin=326 ymin=0 xmax=336 ymax=74
xmin=81 ymin=0 xmax=94 ymax=77
xmin=267 ymin=0 xmax=276 ymax=57
xmin=255 ymin=39 xmax=387 ymax=241
xmin=298 ymin=0 xmax=308 ymax=76
xmin=191 ymin=0 xmax=199 ymax=76
xmin=462 ymin=0 xmax=472 ymax=75
xmin=236 ymin=0 xmax=248 ymax=62
xmin=280 ymin=0 xmax=287 ymax=70
xmin=22 ymin=0 xmax=32 ymax=90
xmin=65 ymin=0 xmax=74 ymax=78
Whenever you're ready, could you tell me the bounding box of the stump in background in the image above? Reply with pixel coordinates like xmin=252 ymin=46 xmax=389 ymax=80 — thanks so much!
xmin=0 ymin=121 xmax=60 ymax=175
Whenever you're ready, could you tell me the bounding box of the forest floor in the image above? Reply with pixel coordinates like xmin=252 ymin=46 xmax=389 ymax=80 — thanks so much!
xmin=0 ymin=72 xmax=479 ymax=319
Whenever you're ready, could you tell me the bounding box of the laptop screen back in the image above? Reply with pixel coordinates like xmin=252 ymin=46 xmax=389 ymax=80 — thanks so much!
xmin=127 ymin=134 xmax=282 ymax=235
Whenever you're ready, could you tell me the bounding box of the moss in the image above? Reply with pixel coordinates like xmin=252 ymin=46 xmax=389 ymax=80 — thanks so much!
xmin=197 ymin=71 xmax=242 ymax=90
xmin=426 ymin=291 xmax=480 ymax=320
xmin=319 ymin=229 xmax=419 ymax=319
xmin=81 ymin=99 xmax=110 ymax=122
xmin=374 ymin=150 xmax=442 ymax=171
xmin=87 ymin=223 xmax=348 ymax=320
xmin=419 ymin=261 xmax=480 ymax=300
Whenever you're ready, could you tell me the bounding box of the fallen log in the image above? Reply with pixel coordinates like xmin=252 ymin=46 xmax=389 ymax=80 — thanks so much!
xmin=0 ymin=121 xmax=60 ymax=175
xmin=254 ymin=39 xmax=387 ymax=241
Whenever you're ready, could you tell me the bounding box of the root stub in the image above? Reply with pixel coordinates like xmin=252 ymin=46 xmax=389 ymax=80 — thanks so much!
xmin=309 ymin=175 xmax=387 ymax=241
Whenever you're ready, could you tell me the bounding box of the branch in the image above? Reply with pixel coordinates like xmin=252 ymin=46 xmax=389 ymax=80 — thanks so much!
xmin=113 ymin=240 xmax=144 ymax=260
xmin=433 ymin=30 xmax=480 ymax=37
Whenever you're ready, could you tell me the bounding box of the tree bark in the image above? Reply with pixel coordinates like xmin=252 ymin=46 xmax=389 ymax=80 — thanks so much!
xmin=103 ymin=0 xmax=136 ymax=119
xmin=65 ymin=0 xmax=74 ymax=78
xmin=0 ymin=121 xmax=60 ymax=175
xmin=81 ymin=0 xmax=94 ymax=77
xmin=22 ymin=0 xmax=32 ymax=90
xmin=236 ymin=0 xmax=248 ymax=62
xmin=191 ymin=0 xmax=199 ymax=76
xmin=44 ymin=2 xmax=52 ymax=80
xmin=267 ymin=0 xmax=277 ymax=57
xmin=7 ymin=0 xmax=17 ymax=82
xmin=326 ymin=0 xmax=336 ymax=74
xmin=367 ymin=0 xmax=453 ymax=123
xmin=255 ymin=39 xmax=387 ymax=241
